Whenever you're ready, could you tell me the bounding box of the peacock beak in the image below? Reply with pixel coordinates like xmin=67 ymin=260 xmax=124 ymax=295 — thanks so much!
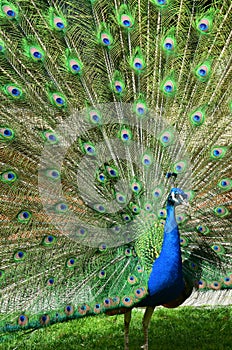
xmin=179 ymin=194 xmax=190 ymax=207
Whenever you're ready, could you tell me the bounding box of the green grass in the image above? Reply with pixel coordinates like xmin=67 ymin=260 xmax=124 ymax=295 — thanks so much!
xmin=1 ymin=307 xmax=231 ymax=349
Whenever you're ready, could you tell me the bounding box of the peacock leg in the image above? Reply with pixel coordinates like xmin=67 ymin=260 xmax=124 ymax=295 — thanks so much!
xmin=141 ymin=306 xmax=155 ymax=350
xmin=124 ymin=309 xmax=132 ymax=350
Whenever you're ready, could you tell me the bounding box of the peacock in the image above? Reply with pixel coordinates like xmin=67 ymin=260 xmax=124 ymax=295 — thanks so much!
xmin=0 ymin=0 xmax=231 ymax=348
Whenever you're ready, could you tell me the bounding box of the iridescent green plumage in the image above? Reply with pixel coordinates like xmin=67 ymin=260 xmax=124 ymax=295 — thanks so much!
xmin=161 ymin=28 xmax=176 ymax=55
xmin=195 ymin=8 xmax=215 ymax=35
xmin=0 ymin=0 xmax=231 ymax=346
xmin=116 ymin=4 xmax=135 ymax=30
xmin=161 ymin=73 xmax=177 ymax=96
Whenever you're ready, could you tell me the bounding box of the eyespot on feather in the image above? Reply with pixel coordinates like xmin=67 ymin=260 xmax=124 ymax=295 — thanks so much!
xmin=0 ymin=127 xmax=15 ymax=141
xmin=0 ymin=170 xmax=18 ymax=185
xmin=18 ymin=315 xmax=28 ymax=326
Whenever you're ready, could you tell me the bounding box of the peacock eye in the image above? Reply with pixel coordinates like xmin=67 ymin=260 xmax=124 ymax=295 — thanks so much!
xmin=66 ymin=257 xmax=76 ymax=268
xmin=53 ymin=17 xmax=66 ymax=31
xmin=200 ymin=23 xmax=207 ymax=30
xmin=40 ymin=314 xmax=50 ymax=325
xmin=18 ymin=314 xmax=28 ymax=326
xmin=47 ymin=278 xmax=55 ymax=286
xmin=123 ymin=19 xmax=130 ymax=26
xmin=65 ymin=305 xmax=74 ymax=315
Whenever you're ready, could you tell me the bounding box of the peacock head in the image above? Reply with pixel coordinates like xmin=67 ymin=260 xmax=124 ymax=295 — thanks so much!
xmin=167 ymin=188 xmax=189 ymax=207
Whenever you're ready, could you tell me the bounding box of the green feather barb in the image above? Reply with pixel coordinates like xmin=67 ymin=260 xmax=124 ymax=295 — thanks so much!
xmin=0 ymin=39 xmax=6 ymax=53
xmin=22 ymin=38 xmax=45 ymax=62
xmin=111 ymin=71 xmax=125 ymax=95
xmin=0 ymin=127 xmax=15 ymax=141
xmin=48 ymin=7 xmax=67 ymax=32
xmin=97 ymin=23 xmax=113 ymax=48
xmin=195 ymin=60 xmax=212 ymax=82
xmin=48 ymin=91 xmax=67 ymax=108
xmin=116 ymin=4 xmax=135 ymax=30
xmin=80 ymin=141 xmax=96 ymax=156
xmin=3 ymin=83 xmax=24 ymax=99
xmin=196 ymin=8 xmax=215 ymax=35
xmin=65 ymin=51 xmax=83 ymax=75
xmin=150 ymin=0 xmax=171 ymax=10
xmin=129 ymin=47 xmax=146 ymax=74
xmin=0 ymin=1 xmax=18 ymax=20
xmin=160 ymin=72 xmax=177 ymax=96
xmin=189 ymin=105 xmax=207 ymax=126
xmin=0 ymin=170 xmax=18 ymax=184
xmin=210 ymin=146 xmax=227 ymax=160
xmin=161 ymin=28 xmax=177 ymax=55
xmin=118 ymin=126 xmax=133 ymax=142
xmin=133 ymin=95 xmax=148 ymax=117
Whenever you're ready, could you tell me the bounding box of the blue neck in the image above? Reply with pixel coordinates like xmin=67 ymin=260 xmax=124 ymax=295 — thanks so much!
xmin=147 ymin=202 xmax=184 ymax=303
xmin=165 ymin=203 xmax=177 ymax=234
